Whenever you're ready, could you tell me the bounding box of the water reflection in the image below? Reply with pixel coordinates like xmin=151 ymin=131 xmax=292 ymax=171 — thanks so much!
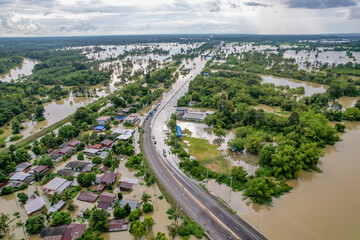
xmin=0 ymin=58 xmax=40 ymax=83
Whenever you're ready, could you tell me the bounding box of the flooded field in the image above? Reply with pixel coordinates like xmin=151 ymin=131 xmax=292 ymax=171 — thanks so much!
xmin=0 ymin=58 xmax=40 ymax=83
xmin=206 ymin=121 xmax=360 ymax=240
xmin=0 ymin=42 xmax=203 ymax=148
xmin=261 ymin=75 xmax=328 ymax=97
xmin=219 ymin=42 xmax=360 ymax=71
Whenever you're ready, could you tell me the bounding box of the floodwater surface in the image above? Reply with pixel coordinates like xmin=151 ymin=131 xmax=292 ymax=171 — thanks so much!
xmin=0 ymin=58 xmax=40 ymax=83
xmin=207 ymin=121 xmax=360 ymax=240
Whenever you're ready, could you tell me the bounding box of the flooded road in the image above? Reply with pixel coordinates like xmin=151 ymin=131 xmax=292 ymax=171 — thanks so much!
xmin=0 ymin=58 xmax=40 ymax=83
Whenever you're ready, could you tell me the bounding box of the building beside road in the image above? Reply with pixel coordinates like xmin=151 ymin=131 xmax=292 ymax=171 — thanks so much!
xmin=96 ymin=116 xmax=111 ymax=125
xmin=124 ymin=113 xmax=139 ymax=124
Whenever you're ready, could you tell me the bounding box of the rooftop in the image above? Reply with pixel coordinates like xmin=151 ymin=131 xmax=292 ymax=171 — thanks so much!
xmin=25 ymin=197 xmax=45 ymax=215
xmin=100 ymin=172 xmax=117 ymax=184
xmin=97 ymin=116 xmax=110 ymax=121
xmin=108 ymin=219 xmax=129 ymax=232
xmin=77 ymin=191 xmax=99 ymax=203
xmin=62 ymin=224 xmax=86 ymax=240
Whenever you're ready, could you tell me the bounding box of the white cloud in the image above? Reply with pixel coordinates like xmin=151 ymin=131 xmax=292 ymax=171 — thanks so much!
xmin=0 ymin=0 xmax=358 ymax=36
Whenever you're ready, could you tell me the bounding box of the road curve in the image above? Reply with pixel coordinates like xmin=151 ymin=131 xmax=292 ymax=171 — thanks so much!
xmin=141 ymin=43 xmax=269 ymax=240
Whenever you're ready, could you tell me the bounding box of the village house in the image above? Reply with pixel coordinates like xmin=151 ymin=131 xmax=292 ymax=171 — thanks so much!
xmin=83 ymin=148 xmax=101 ymax=156
xmin=57 ymin=169 xmax=75 ymax=177
xmin=119 ymin=181 xmax=133 ymax=192
xmin=108 ymin=219 xmax=129 ymax=232
xmin=90 ymin=144 xmax=103 ymax=149
xmin=67 ymin=140 xmax=80 ymax=148
xmin=99 ymin=172 xmax=117 ymax=185
xmin=25 ymin=194 xmax=46 ymax=215
xmin=98 ymin=192 xmax=116 ymax=210
xmin=42 ymin=177 xmax=72 ymax=194
xmin=77 ymin=191 xmax=99 ymax=203
xmin=96 ymin=116 xmax=111 ymax=125
xmin=100 ymin=139 xmax=113 ymax=148
xmin=31 ymin=165 xmax=54 ymax=175
xmin=15 ymin=162 xmax=32 ymax=172
xmin=49 ymin=200 xmax=66 ymax=213
xmin=65 ymin=161 xmax=92 ymax=171
xmin=124 ymin=113 xmax=139 ymax=124
xmin=58 ymin=146 xmax=74 ymax=155
xmin=41 ymin=224 xmax=86 ymax=240
xmin=119 ymin=199 xmax=141 ymax=211
xmin=176 ymin=107 xmax=189 ymax=114
xmin=49 ymin=151 xmax=62 ymax=163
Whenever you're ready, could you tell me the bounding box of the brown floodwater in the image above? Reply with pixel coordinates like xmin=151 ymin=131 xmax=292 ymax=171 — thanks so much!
xmin=261 ymin=75 xmax=328 ymax=97
xmin=207 ymin=121 xmax=360 ymax=240
xmin=0 ymin=58 xmax=40 ymax=83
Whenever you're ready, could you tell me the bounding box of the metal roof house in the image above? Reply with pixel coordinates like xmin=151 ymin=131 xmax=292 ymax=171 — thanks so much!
xmin=99 ymin=172 xmax=117 ymax=185
xmin=98 ymin=192 xmax=116 ymax=210
xmin=108 ymin=219 xmax=129 ymax=232
xmin=15 ymin=162 xmax=32 ymax=172
xmin=42 ymin=177 xmax=72 ymax=194
xmin=25 ymin=195 xmax=46 ymax=215
xmin=49 ymin=200 xmax=66 ymax=213
xmin=77 ymin=191 xmax=99 ymax=203
xmin=96 ymin=116 xmax=111 ymax=125
xmin=119 ymin=199 xmax=141 ymax=211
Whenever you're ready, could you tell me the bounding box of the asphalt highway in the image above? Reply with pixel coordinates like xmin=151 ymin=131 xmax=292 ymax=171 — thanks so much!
xmin=141 ymin=42 xmax=268 ymax=240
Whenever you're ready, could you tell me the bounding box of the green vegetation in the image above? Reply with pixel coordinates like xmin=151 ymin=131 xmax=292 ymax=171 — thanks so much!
xmin=51 ymin=211 xmax=71 ymax=226
xmin=16 ymin=192 xmax=28 ymax=204
xmin=25 ymin=214 xmax=45 ymax=234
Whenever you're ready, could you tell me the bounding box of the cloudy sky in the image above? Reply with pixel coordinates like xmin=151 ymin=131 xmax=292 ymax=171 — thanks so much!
xmin=0 ymin=0 xmax=359 ymax=37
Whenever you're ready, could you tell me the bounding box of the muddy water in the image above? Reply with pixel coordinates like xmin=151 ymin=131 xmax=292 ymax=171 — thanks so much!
xmin=0 ymin=58 xmax=40 ymax=83
xmin=261 ymin=75 xmax=328 ymax=97
xmin=207 ymin=121 xmax=360 ymax=240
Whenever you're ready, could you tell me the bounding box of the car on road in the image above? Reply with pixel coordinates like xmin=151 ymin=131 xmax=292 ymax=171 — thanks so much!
xmin=154 ymin=141 xmax=156 ymax=144
xmin=163 ymin=149 xmax=167 ymax=157
xmin=152 ymin=136 xmax=155 ymax=139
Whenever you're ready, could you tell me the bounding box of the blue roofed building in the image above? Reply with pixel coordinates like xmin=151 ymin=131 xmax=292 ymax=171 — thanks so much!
xmin=203 ymin=72 xmax=210 ymax=76
xmin=95 ymin=125 xmax=105 ymax=131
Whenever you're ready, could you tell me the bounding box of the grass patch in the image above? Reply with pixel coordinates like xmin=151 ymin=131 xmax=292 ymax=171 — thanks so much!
xmin=181 ymin=136 xmax=230 ymax=173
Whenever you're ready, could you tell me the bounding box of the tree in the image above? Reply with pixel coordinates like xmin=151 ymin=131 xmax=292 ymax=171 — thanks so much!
xmin=231 ymin=166 xmax=247 ymax=183
xmin=117 ymin=192 xmax=123 ymax=200
xmin=17 ymin=192 xmax=28 ymax=204
xmin=113 ymin=207 xmax=127 ymax=219
xmin=143 ymin=216 xmax=155 ymax=231
xmin=77 ymin=228 xmax=104 ymax=240
xmin=245 ymin=133 xmax=264 ymax=154
xmin=213 ymin=127 xmax=225 ymax=138
xmin=141 ymin=191 xmax=151 ymax=203
xmin=168 ymin=119 xmax=177 ymax=131
xmin=91 ymin=156 xmax=101 ymax=164
xmin=77 ymin=172 xmax=96 ymax=187
xmin=89 ymin=209 xmax=109 ymax=232
xmin=39 ymin=156 xmax=54 ymax=167
xmin=130 ymin=220 xmax=146 ymax=240
xmin=58 ymin=125 xmax=79 ymax=140
xmin=258 ymin=145 xmax=276 ymax=167
xmin=335 ymin=123 xmax=346 ymax=133
xmin=0 ymin=213 xmax=12 ymax=236
xmin=14 ymin=148 xmax=30 ymax=164
xmin=151 ymin=232 xmax=168 ymax=240
xmin=25 ymin=214 xmax=45 ymax=234
xmin=77 ymin=152 xmax=84 ymax=160
xmin=124 ymin=203 xmax=132 ymax=216
xmin=12 ymin=120 xmax=20 ymax=134
xmin=128 ymin=208 xmax=142 ymax=222
xmin=167 ymin=222 xmax=179 ymax=239
xmin=51 ymin=211 xmax=71 ymax=226
xmin=142 ymin=203 xmax=154 ymax=213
